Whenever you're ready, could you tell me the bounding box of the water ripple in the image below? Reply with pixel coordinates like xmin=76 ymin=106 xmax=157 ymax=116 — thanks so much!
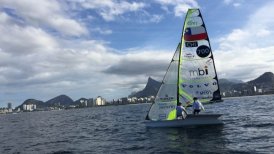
xmin=0 ymin=95 xmax=274 ymax=153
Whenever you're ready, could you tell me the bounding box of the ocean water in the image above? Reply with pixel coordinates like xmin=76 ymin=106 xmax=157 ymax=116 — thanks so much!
xmin=1 ymin=95 xmax=274 ymax=154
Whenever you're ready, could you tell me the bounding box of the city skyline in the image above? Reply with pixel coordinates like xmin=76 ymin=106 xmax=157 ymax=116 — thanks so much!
xmin=1 ymin=0 xmax=274 ymax=107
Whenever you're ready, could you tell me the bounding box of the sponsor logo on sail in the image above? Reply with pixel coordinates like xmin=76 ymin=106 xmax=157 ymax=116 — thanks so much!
xmin=186 ymin=17 xmax=202 ymax=27
xmin=196 ymin=90 xmax=213 ymax=95
xmin=185 ymin=41 xmax=198 ymax=47
xmin=181 ymin=82 xmax=217 ymax=88
xmin=189 ymin=66 xmax=208 ymax=76
xmin=159 ymin=95 xmax=175 ymax=101
xmin=189 ymin=10 xmax=200 ymax=16
xmin=196 ymin=45 xmax=211 ymax=58
xmin=158 ymin=104 xmax=175 ymax=109
xmin=184 ymin=53 xmax=195 ymax=58
xmin=187 ymin=20 xmax=198 ymax=27
xmin=159 ymin=114 xmax=167 ymax=119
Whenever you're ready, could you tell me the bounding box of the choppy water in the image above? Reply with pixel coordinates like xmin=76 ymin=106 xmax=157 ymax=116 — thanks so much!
xmin=1 ymin=95 xmax=274 ymax=154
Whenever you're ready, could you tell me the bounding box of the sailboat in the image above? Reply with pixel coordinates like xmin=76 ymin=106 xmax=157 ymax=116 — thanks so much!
xmin=145 ymin=8 xmax=223 ymax=127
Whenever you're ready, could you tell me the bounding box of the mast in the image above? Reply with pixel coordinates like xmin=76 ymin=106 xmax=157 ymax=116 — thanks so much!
xmin=176 ymin=9 xmax=190 ymax=105
xmin=176 ymin=43 xmax=182 ymax=105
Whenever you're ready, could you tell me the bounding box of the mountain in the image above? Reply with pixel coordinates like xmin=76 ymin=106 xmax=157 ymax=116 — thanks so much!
xmin=219 ymin=78 xmax=246 ymax=92
xmin=74 ymin=98 xmax=94 ymax=107
xmin=16 ymin=99 xmax=45 ymax=109
xmin=129 ymin=72 xmax=274 ymax=98
xmin=74 ymin=98 xmax=88 ymax=105
xmin=129 ymin=77 xmax=161 ymax=98
xmin=16 ymin=95 xmax=76 ymax=109
xmin=45 ymin=94 xmax=74 ymax=106
xmin=218 ymin=79 xmax=237 ymax=92
xmin=226 ymin=79 xmax=243 ymax=83
xmin=248 ymin=72 xmax=274 ymax=88
xmin=129 ymin=77 xmax=244 ymax=98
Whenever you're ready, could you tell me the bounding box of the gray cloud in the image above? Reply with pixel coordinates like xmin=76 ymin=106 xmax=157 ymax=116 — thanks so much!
xmin=104 ymin=59 xmax=168 ymax=76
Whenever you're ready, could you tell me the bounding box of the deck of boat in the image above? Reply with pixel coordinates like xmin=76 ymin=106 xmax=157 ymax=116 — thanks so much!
xmin=145 ymin=114 xmax=223 ymax=128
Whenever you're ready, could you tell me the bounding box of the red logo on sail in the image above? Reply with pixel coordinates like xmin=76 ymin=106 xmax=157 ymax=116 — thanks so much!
xmin=184 ymin=26 xmax=207 ymax=41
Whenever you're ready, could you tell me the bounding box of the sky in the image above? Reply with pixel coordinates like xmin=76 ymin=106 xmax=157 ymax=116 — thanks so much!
xmin=1 ymin=0 xmax=274 ymax=107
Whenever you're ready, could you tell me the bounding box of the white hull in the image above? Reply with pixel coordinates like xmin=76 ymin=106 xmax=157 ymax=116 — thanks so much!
xmin=145 ymin=114 xmax=223 ymax=128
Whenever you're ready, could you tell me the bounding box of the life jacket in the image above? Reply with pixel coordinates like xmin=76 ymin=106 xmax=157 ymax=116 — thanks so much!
xmin=176 ymin=106 xmax=183 ymax=116
xmin=193 ymin=101 xmax=200 ymax=110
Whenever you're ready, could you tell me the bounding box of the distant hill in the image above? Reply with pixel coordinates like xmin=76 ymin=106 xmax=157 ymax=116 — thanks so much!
xmin=248 ymin=72 xmax=274 ymax=88
xmin=16 ymin=95 xmax=81 ymax=109
xmin=74 ymin=98 xmax=94 ymax=107
xmin=45 ymin=94 xmax=74 ymax=106
xmin=227 ymin=79 xmax=244 ymax=84
xmin=219 ymin=79 xmax=237 ymax=92
xmin=16 ymin=99 xmax=45 ymax=109
xmin=130 ymin=72 xmax=274 ymax=98
xmin=74 ymin=98 xmax=89 ymax=105
xmin=129 ymin=77 xmax=161 ymax=98
xmin=15 ymin=72 xmax=274 ymax=109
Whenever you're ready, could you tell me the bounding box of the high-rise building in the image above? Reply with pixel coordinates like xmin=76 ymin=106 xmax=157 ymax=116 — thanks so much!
xmin=22 ymin=104 xmax=36 ymax=111
xmin=23 ymin=104 xmax=27 ymax=110
xmin=87 ymin=98 xmax=94 ymax=107
xmin=95 ymin=96 xmax=105 ymax=106
xmin=7 ymin=102 xmax=12 ymax=109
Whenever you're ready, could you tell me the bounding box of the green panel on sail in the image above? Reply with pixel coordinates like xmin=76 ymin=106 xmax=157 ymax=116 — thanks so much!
xmin=179 ymin=8 xmax=222 ymax=107
xmin=147 ymin=44 xmax=180 ymax=121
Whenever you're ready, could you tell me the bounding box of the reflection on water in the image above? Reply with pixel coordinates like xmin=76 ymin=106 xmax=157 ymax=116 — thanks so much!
xmin=146 ymin=125 xmax=228 ymax=153
xmin=0 ymin=95 xmax=274 ymax=153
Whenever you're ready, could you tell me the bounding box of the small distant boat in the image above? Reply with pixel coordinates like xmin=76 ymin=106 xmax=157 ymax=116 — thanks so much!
xmin=145 ymin=8 xmax=223 ymax=128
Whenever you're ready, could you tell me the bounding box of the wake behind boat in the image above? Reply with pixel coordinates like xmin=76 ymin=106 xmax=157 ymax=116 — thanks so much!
xmin=145 ymin=8 xmax=223 ymax=128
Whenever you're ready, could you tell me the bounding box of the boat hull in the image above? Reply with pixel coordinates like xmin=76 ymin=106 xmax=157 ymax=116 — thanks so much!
xmin=145 ymin=114 xmax=223 ymax=128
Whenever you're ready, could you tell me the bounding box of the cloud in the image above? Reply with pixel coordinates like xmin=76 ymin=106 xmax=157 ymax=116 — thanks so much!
xmin=215 ymin=46 xmax=274 ymax=81
xmin=0 ymin=12 xmax=57 ymax=55
xmin=79 ymin=0 xmax=146 ymax=21
xmin=233 ymin=3 xmax=241 ymax=7
xmin=0 ymin=0 xmax=87 ymax=36
xmin=68 ymin=0 xmax=163 ymax=24
xmin=155 ymin=0 xmax=199 ymax=17
xmin=215 ymin=1 xmax=274 ymax=81
xmin=224 ymin=0 xmax=233 ymax=4
xmin=91 ymin=27 xmax=113 ymax=35
xmin=0 ymin=7 xmax=117 ymax=101
xmin=223 ymin=0 xmax=243 ymax=7
xmin=0 ymin=0 xmax=182 ymax=106
xmin=0 ymin=7 xmax=172 ymax=103
xmin=104 ymin=50 xmax=172 ymax=76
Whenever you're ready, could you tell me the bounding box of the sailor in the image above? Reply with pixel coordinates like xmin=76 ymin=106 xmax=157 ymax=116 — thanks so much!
xmin=176 ymin=102 xmax=187 ymax=119
xmin=192 ymin=97 xmax=205 ymax=115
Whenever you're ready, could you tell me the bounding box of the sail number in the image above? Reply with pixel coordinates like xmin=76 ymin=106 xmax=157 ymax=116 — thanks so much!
xmin=196 ymin=45 xmax=211 ymax=58
xmin=196 ymin=90 xmax=212 ymax=95
xmin=185 ymin=41 xmax=198 ymax=47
